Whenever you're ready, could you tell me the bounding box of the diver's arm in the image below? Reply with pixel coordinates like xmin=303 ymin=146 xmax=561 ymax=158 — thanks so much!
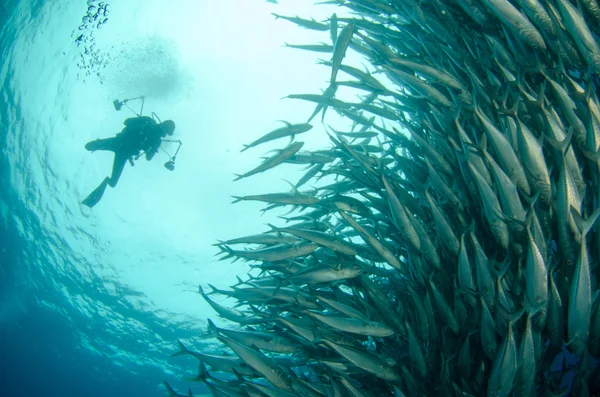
xmin=145 ymin=145 xmax=158 ymax=161
xmin=144 ymin=132 xmax=163 ymax=160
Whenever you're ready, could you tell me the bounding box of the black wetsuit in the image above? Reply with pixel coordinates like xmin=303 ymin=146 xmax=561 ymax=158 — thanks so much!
xmin=82 ymin=117 xmax=163 ymax=208
xmin=85 ymin=116 xmax=163 ymax=187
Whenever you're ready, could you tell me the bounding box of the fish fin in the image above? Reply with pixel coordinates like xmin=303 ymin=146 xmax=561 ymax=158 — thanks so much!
xmin=215 ymin=347 xmax=232 ymax=357
xmin=163 ymin=381 xmax=179 ymax=397
xmin=497 ymin=300 xmax=525 ymax=325
xmin=240 ymin=145 xmax=251 ymax=153
xmin=495 ymin=255 xmax=512 ymax=279
xmin=461 ymin=286 xmax=479 ymax=302
xmin=581 ymin=148 xmax=600 ymax=162
xmin=207 ymin=284 xmax=222 ymax=295
xmin=467 ymin=220 xmax=476 ymax=235
xmin=498 ymin=96 xmax=520 ymax=118
xmin=545 ymin=126 xmax=573 ymax=156
xmin=571 ymin=206 xmax=600 ymax=238
xmin=583 ymin=79 xmax=593 ymax=102
xmin=266 ymin=223 xmax=280 ymax=232
xmin=214 ymin=245 xmax=229 ymax=256
xmin=504 ymin=214 xmax=526 ymax=230
xmin=535 ymin=79 xmax=547 ymax=109
xmin=215 ymin=245 xmax=234 ymax=261
xmin=196 ymin=360 xmax=211 ymax=382
xmin=321 ymin=104 xmax=329 ymax=123
xmin=206 ymin=318 xmax=219 ymax=334
xmin=232 ymin=368 xmax=245 ymax=381
xmin=307 ymin=103 xmax=323 ymax=123
xmin=171 ymin=340 xmax=190 ymax=357
xmin=525 ymin=299 xmax=548 ymax=315
xmin=276 ymin=120 xmax=292 ymax=127
xmin=282 ymin=179 xmax=300 ymax=194
xmin=233 ymin=275 xmax=244 ymax=287
xmin=310 ymin=328 xmax=324 ymax=344
xmin=521 ymin=190 xmax=541 ymax=209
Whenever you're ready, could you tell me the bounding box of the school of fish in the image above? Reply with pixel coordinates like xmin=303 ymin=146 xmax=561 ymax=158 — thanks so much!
xmin=167 ymin=0 xmax=600 ymax=396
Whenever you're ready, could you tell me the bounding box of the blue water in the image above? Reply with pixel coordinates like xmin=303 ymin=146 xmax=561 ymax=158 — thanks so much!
xmin=0 ymin=1 xmax=223 ymax=395
xmin=0 ymin=0 xmax=345 ymax=395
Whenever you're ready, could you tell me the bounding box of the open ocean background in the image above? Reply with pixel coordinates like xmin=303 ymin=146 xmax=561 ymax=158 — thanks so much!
xmin=0 ymin=1 xmax=354 ymax=395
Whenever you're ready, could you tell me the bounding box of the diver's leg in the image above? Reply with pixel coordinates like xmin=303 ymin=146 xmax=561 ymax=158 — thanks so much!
xmin=107 ymin=152 xmax=128 ymax=187
xmin=85 ymin=138 xmax=118 ymax=152
xmin=82 ymin=177 xmax=110 ymax=208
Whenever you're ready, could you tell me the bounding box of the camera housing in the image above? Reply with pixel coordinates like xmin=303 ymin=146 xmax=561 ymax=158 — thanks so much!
xmin=164 ymin=160 xmax=175 ymax=171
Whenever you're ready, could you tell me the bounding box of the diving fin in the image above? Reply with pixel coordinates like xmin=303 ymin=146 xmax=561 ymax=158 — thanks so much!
xmin=82 ymin=177 xmax=109 ymax=208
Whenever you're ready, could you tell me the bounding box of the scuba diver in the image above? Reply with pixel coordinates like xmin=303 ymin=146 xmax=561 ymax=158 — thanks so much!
xmin=82 ymin=97 xmax=182 ymax=208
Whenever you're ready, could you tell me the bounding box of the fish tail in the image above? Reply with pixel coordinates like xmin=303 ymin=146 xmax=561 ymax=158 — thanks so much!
xmin=206 ymin=318 xmax=219 ymax=334
xmin=171 ymin=340 xmax=190 ymax=357
xmin=266 ymin=223 xmax=280 ymax=232
xmin=522 ymin=190 xmax=541 ymax=210
xmin=233 ymin=275 xmax=246 ymax=287
xmin=581 ymin=149 xmax=600 ymax=162
xmin=214 ymin=245 xmax=232 ymax=259
xmin=207 ymin=284 xmax=223 ymax=295
xmin=232 ymin=368 xmax=246 ymax=381
xmin=534 ymin=79 xmax=546 ymax=109
xmin=545 ymin=127 xmax=573 ymax=156
xmin=195 ymin=360 xmax=209 ymax=383
xmin=310 ymin=328 xmax=324 ymax=344
xmin=231 ymin=195 xmax=243 ymax=203
xmin=497 ymin=300 xmax=525 ymax=325
xmin=571 ymin=206 xmax=600 ymax=238
xmin=525 ymin=299 xmax=548 ymax=316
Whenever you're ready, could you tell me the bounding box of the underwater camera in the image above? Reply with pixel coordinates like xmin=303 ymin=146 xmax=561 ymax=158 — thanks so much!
xmin=164 ymin=159 xmax=175 ymax=171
